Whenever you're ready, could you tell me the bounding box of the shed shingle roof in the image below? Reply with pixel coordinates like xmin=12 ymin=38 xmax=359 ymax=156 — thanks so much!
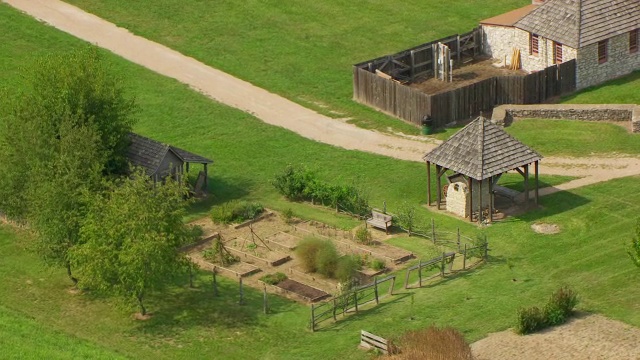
xmin=480 ymin=4 xmax=539 ymax=27
xmin=423 ymin=117 xmax=542 ymax=180
xmin=514 ymin=0 xmax=640 ymax=48
xmin=126 ymin=133 xmax=213 ymax=176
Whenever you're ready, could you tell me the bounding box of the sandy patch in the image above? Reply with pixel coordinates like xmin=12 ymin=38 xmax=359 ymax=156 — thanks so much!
xmin=531 ymin=223 xmax=560 ymax=234
xmin=471 ymin=313 xmax=640 ymax=360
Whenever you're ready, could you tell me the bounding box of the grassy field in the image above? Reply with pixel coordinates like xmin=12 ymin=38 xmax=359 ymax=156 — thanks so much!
xmin=561 ymin=70 xmax=640 ymax=104
xmin=62 ymin=0 xmax=531 ymax=134
xmin=2 ymin=3 xmax=640 ymax=360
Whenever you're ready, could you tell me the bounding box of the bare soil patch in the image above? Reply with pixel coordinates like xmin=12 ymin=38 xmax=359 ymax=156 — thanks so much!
xmin=531 ymin=223 xmax=561 ymax=234
xmin=410 ymin=57 xmax=525 ymax=95
xmin=276 ymin=279 xmax=329 ymax=302
xmin=471 ymin=313 xmax=640 ymax=360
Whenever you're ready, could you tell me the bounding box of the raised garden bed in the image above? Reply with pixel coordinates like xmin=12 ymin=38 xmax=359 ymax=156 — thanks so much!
xmin=214 ymin=262 xmax=261 ymax=278
xmin=275 ymin=279 xmax=329 ymax=302
xmin=264 ymin=231 xmax=301 ymax=251
xmin=224 ymin=238 xmax=291 ymax=267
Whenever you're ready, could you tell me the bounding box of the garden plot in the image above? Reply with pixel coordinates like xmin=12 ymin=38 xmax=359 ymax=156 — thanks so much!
xmin=224 ymin=237 xmax=291 ymax=267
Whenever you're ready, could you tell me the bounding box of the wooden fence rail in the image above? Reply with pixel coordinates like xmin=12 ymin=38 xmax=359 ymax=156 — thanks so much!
xmin=360 ymin=330 xmax=392 ymax=354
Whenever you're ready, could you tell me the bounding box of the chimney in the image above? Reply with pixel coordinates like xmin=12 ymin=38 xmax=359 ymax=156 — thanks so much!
xmin=532 ymin=0 xmax=545 ymax=4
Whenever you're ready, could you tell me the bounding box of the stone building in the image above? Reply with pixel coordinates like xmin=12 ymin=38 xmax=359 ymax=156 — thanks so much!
xmin=481 ymin=0 xmax=640 ymax=89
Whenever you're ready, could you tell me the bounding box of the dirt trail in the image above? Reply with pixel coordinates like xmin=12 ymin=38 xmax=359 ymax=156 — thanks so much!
xmin=5 ymin=0 xmax=640 ymax=195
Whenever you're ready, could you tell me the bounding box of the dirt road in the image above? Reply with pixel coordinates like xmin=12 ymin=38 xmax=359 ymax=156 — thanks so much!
xmin=5 ymin=0 xmax=640 ymax=195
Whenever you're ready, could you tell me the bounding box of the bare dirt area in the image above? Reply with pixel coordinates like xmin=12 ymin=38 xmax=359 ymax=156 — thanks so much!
xmin=187 ymin=210 xmax=415 ymax=303
xmin=471 ymin=313 xmax=640 ymax=360
xmin=410 ymin=57 xmax=525 ymax=95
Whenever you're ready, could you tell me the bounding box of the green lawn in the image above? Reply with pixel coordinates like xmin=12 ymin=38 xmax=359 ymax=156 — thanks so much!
xmin=561 ymin=71 xmax=640 ymax=104
xmin=2 ymin=3 xmax=640 ymax=360
xmin=62 ymin=0 xmax=530 ymax=134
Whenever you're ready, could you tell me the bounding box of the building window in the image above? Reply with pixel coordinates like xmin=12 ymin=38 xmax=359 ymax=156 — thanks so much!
xmin=530 ymin=33 xmax=539 ymax=55
xmin=631 ymin=29 xmax=639 ymax=53
xmin=598 ymin=39 xmax=608 ymax=64
xmin=553 ymin=42 xmax=563 ymax=64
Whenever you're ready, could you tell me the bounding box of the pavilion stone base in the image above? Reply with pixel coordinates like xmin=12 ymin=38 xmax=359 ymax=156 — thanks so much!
xmin=446 ymin=181 xmax=492 ymax=219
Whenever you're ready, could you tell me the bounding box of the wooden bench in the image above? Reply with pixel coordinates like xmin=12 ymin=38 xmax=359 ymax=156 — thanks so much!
xmin=493 ymin=185 xmax=520 ymax=201
xmin=366 ymin=210 xmax=392 ymax=234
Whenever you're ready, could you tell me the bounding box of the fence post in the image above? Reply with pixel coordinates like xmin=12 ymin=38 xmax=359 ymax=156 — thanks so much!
xmin=310 ymin=304 xmax=316 ymax=332
xmin=374 ymin=277 xmax=379 ymax=304
xmin=484 ymin=237 xmax=489 ymax=261
xmin=404 ymin=267 xmax=411 ymax=289
xmin=456 ymin=35 xmax=461 ymax=64
xmin=457 ymin=228 xmax=461 ymax=251
xmin=431 ymin=218 xmax=436 ymax=244
xmin=212 ymin=267 xmax=219 ymax=297
xmin=463 ymin=244 xmax=467 ymax=270
xmin=418 ymin=260 xmax=423 ymax=287
xmin=410 ymin=50 xmax=416 ymax=81
xmin=441 ymin=252 xmax=446 ymax=277
xmin=389 ymin=276 xmax=395 ymax=295
xmin=263 ymin=285 xmax=268 ymax=314
xmin=333 ymin=298 xmax=337 ymax=321
xmin=238 ymin=277 xmax=244 ymax=305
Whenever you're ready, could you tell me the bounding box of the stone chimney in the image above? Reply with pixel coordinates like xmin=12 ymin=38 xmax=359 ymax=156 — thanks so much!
xmin=532 ymin=0 xmax=545 ymax=4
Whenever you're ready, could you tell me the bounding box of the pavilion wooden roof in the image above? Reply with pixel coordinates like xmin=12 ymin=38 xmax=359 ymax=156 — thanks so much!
xmin=423 ymin=117 xmax=542 ymax=180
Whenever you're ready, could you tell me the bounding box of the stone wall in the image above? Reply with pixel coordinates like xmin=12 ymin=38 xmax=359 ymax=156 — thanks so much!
xmin=482 ymin=25 xmax=577 ymax=72
xmin=576 ymin=32 xmax=640 ymax=89
xmin=445 ymin=180 xmax=491 ymax=219
xmin=490 ymin=104 xmax=640 ymax=132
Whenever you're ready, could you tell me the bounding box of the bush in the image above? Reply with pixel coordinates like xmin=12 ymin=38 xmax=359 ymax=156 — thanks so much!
xmin=515 ymin=306 xmax=546 ymax=335
xmin=260 ymin=272 xmax=287 ymax=285
xmin=548 ymin=285 xmax=578 ymax=317
xmin=355 ymin=227 xmax=372 ymax=245
xmin=390 ymin=326 xmax=473 ymax=360
xmin=295 ymin=237 xmax=326 ymax=273
xmin=316 ymin=241 xmax=339 ymax=278
xmin=281 ymin=208 xmax=294 ymax=224
xmin=211 ymin=201 xmax=235 ymax=224
xmin=370 ymin=258 xmax=386 ymax=271
xmin=335 ymin=256 xmax=358 ymax=283
xmin=396 ymin=202 xmax=418 ymax=235
xmin=210 ymin=201 xmax=264 ymax=224
xmin=272 ymin=164 xmax=315 ymax=200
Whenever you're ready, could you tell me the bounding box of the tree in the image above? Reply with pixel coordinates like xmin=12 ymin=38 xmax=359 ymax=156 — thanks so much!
xmin=628 ymin=219 xmax=640 ymax=268
xmin=396 ymin=201 xmax=418 ymax=236
xmin=0 ymin=48 xmax=136 ymax=283
xmin=71 ymin=171 xmax=193 ymax=315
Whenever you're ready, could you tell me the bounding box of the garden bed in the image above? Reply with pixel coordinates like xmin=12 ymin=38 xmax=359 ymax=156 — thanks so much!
xmin=264 ymin=231 xmax=301 ymax=251
xmin=275 ymin=279 xmax=329 ymax=302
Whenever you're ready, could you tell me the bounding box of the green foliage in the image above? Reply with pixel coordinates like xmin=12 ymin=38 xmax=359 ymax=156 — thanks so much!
xmin=295 ymin=237 xmax=325 ymax=273
xmin=273 ymin=165 xmax=371 ymax=216
xmin=260 ymin=272 xmax=288 ymax=285
xmin=281 ymin=208 xmax=295 ymax=224
xmin=516 ymin=286 xmax=578 ymax=334
xmin=396 ymin=201 xmax=418 ymax=235
xmin=335 ymin=256 xmax=358 ymax=283
xmin=315 ymin=241 xmax=339 ymax=278
xmin=189 ymin=225 xmax=204 ymax=240
xmin=210 ymin=200 xmax=264 ymax=224
xmin=370 ymin=258 xmax=386 ymax=271
xmin=70 ymin=170 xmax=192 ymax=315
xmin=354 ymin=227 xmax=373 ymax=245
xmin=628 ymin=219 xmax=640 ymax=268
xmin=202 ymin=237 xmax=238 ymax=266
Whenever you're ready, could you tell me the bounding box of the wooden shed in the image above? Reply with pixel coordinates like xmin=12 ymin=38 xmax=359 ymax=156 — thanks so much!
xmin=126 ymin=133 xmax=213 ymax=188
xmin=423 ymin=117 xmax=542 ymax=222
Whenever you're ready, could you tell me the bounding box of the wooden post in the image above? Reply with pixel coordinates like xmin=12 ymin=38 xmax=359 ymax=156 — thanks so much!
xmin=310 ymin=304 xmax=315 ymax=332
xmin=263 ymin=285 xmax=268 ymax=314
xmin=468 ymin=177 xmax=473 ymax=222
xmin=212 ymin=267 xmax=219 ymax=297
xmin=204 ymin=163 xmax=209 ymax=189
xmin=463 ymin=244 xmax=467 ymax=270
xmin=332 ymin=299 xmax=337 ymax=321
xmin=427 ymin=161 xmax=432 ymax=206
xmin=431 ymin=218 xmax=436 ymax=244
xmin=404 ymin=268 xmax=410 ymax=289
xmin=374 ymin=277 xmax=379 ymax=305
xmin=524 ymin=164 xmax=530 ymax=204
xmin=436 ymin=165 xmax=442 ymax=210
xmin=457 ymin=227 xmax=461 ymax=251
xmin=478 ymin=178 xmax=483 ymax=223
xmin=238 ymin=277 xmax=244 ymax=305
xmin=410 ymin=50 xmax=416 ymax=81
xmin=534 ymin=161 xmax=539 ymax=205
xmin=186 ymin=162 xmax=190 ymax=173
xmin=488 ymin=177 xmax=493 ymax=223
xmin=456 ymin=35 xmax=461 ymax=64
xmin=441 ymin=252 xmax=446 ymax=277
xmin=418 ymin=260 xmax=423 ymax=287
xmin=389 ymin=276 xmax=395 ymax=295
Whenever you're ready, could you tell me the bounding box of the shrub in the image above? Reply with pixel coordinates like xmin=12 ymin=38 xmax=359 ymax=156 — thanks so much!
xmin=281 ymin=208 xmax=294 ymax=224
xmin=295 ymin=237 xmax=326 ymax=273
xmin=189 ymin=225 xmax=204 ymax=240
xmin=515 ymin=306 xmax=546 ymax=335
xmin=335 ymin=256 xmax=358 ymax=283
xmin=210 ymin=201 xmax=235 ymax=224
xmin=260 ymin=272 xmax=287 ymax=285
xmin=396 ymin=202 xmax=418 ymax=235
xmin=272 ymin=164 xmax=315 ymax=200
xmin=355 ymin=226 xmax=373 ymax=245
xmin=390 ymin=326 xmax=473 ymax=360
xmin=316 ymin=241 xmax=339 ymax=278
xmin=370 ymin=258 xmax=386 ymax=271
xmin=548 ymin=285 xmax=578 ymax=317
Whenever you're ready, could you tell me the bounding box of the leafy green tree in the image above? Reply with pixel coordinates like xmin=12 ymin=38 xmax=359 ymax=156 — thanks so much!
xmin=71 ymin=171 xmax=193 ymax=315
xmin=396 ymin=201 xmax=418 ymax=236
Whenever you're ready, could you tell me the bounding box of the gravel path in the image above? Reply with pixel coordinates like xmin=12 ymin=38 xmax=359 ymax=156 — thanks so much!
xmin=5 ymin=0 xmax=640 ymax=195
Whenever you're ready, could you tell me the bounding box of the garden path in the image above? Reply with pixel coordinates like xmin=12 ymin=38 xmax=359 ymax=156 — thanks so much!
xmin=6 ymin=0 xmax=640 ymax=196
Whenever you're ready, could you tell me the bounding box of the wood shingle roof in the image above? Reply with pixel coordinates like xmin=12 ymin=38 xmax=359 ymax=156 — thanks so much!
xmin=514 ymin=0 xmax=640 ymax=48
xmin=423 ymin=117 xmax=542 ymax=180
xmin=126 ymin=133 xmax=213 ymax=176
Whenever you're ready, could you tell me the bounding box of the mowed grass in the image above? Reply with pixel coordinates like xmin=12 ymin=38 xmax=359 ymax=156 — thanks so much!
xmin=561 ymin=70 xmax=640 ymax=104
xmin=0 ymin=304 xmax=126 ymax=360
xmin=2 ymin=4 xmax=640 ymax=360
xmin=62 ymin=0 xmax=530 ymax=134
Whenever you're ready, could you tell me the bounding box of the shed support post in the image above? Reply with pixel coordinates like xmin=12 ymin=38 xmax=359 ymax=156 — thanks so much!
xmin=204 ymin=163 xmax=209 ymax=189
xmin=436 ymin=165 xmax=442 ymax=210
xmin=534 ymin=161 xmax=539 ymax=205
xmin=488 ymin=177 xmax=494 ymax=223
xmin=468 ymin=177 xmax=473 ymax=222
xmin=186 ymin=162 xmax=190 ymax=173
xmin=427 ymin=161 xmax=432 ymax=206
xmin=478 ymin=179 xmax=483 ymax=223
xmin=524 ymin=164 xmax=530 ymax=204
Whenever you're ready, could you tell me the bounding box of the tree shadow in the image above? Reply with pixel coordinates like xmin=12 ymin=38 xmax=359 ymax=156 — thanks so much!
xmin=511 ymin=190 xmax=590 ymax=222
xmin=186 ymin=175 xmax=255 ymax=218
